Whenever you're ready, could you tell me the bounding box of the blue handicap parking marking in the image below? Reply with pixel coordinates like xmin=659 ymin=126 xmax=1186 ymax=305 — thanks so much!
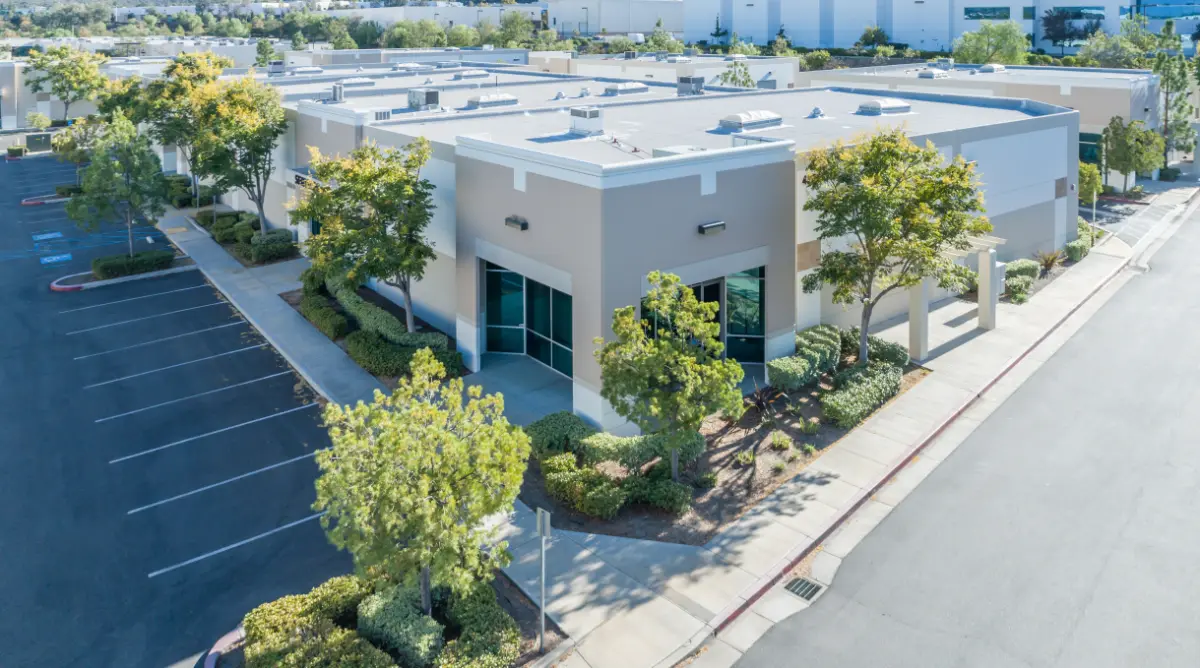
xmin=40 ymin=253 xmax=72 ymax=265
xmin=32 ymin=231 xmax=63 ymax=241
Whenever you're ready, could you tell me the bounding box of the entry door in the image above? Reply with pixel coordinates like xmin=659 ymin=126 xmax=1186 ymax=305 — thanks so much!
xmin=692 ymin=279 xmax=724 ymax=340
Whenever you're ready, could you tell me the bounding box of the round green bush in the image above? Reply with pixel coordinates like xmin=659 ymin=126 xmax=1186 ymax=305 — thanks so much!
xmin=357 ymin=586 xmax=444 ymax=668
xmin=436 ymin=585 xmax=521 ymax=668
xmin=525 ymin=411 xmax=597 ymax=457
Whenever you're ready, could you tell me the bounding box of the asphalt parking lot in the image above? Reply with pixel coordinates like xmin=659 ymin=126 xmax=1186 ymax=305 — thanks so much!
xmin=0 ymin=157 xmax=348 ymax=666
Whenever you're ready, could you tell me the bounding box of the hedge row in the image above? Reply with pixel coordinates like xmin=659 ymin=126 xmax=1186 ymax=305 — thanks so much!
xmin=243 ymin=575 xmax=375 ymax=668
xmin=346 ymin=330 xmax=462 ymax=378
xmin=435 ymin=584 xmax=522 ymax=668
xmin=91 ymin=250 xmax=175 ymax=280
xmin=1065 ymin=238 xmax=1090 ymax=263
xmin=577 ymin=431 xmax=705 ymax=471
xmin=543 ymin=453 xmax=628 ymax=520
xmin=54 ymin=184 xmax=82 ymax=197
xmin=327 ymin=275 xmax=449 ymax=350
xmin=8 ymin=146 xmax=27 ymax=157
xmin=524 ymin=410 xmax=597 ymax=458
xmin=357 ymin=585 xmax=444 ymax=668
xmin=1005 ymin=258 xmax=1039 ymax=280
xmin=840 ymin=328 xmax=909 ymax=368
xmin=299 ymin=293 xmax=350 ymax=340
xmin=766 ymin=324 xmax=841 ymax=391
xmin=820 ymin=363 xmax=903 ymax=428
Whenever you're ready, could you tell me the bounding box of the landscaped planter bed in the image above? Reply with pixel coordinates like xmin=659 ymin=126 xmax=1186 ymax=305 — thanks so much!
xmin=192 ymin=208 xmax=299 ymax=268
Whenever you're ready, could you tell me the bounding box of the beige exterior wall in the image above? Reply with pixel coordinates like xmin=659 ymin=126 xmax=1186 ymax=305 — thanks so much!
xmin=292 ymin=113 xmax=361 ymax=166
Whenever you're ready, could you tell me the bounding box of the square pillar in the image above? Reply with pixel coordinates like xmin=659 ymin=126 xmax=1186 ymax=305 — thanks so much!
xmin=908 ymin=277 xmax=931 ymax=362
xmin=978 ymin=248 xmax=997 ymax=331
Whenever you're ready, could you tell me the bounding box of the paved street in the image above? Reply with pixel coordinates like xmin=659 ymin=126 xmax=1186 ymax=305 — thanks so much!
xmin=0 ymin=157 xmax=348 ymax=666
xmin=737 ymin=204 xmax=1200 ymax=664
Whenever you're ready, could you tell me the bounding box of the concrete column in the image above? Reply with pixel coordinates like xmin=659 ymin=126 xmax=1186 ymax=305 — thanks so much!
xmin=907 ymin=278 xmax=931 ymax=362
xmin=978 ymin=248 xmax=997 ymax=331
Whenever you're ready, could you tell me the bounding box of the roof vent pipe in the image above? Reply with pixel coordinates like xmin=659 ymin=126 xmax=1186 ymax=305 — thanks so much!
xmin=331 ymin=82 xmax=344 ymax=102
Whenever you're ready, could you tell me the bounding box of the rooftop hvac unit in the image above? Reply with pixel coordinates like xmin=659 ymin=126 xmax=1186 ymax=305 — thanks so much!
xmin=436 ymin=61 xmax=460 ymax=68
xmin=330 ymin=82 xmax=345 ymax=103
xmin=677 ymin=75 xmax=705 ymax=96
xmin=684 ymin=48 xmax=699 ymax=56
xmin=605 ymin=82 xmax=649 ymax=95
xmin=408 ymin=88 xmax=440 ymax=111
xmin=932 ymin=57 xmax=954 ymax=70
xmin=294 ymin=66 xmax=324 ymax=74
xmin=918 ymin=70 xmax=950 ymax=79
xmin=725 ymin=53 xmax=748 ymax=61
xmin=667 ymin=56 xmax=692 ymax=63
xmin=569 ymin=106 xmax=603 ymax=135
xmin=268 ymin=59 xmax=285 ymax=75
xmin=978 ymin=63 xmax=1007 ymax=73
xmin=391 ymin=62 xmax=422 ymax=70
xmin=468 ymin=93 xmax=518 ymax=108
xmin=454 ymin=69 xmax=490 ymax=80
xmin=340 ymin=77 xmax=376 ymax=87
xmin=718 ymin=110 xmax=783 ymax=131
xmin=857 ymin=98 xmax=912 ymax=115
xmin=373 ymin=109 xmax=392 ymax=122
xmin=624 ymin=50 xmax=638 ymax=59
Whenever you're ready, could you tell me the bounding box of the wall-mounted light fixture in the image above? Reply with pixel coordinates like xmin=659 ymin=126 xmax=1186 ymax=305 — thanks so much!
xmin=505 ymin=215 xmax=529 ymax=231
xmin=698 ymin=221 xmax=726 ymax=236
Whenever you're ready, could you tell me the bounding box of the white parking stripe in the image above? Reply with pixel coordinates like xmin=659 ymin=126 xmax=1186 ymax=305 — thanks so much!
xmin=84 ymin=344 xmax=267 ymax=389
xmin=95 ymin=371 xmax=293 ymax=422
xmin=73 ymin=321 xmax=245 ymax=360
xmin=66 ymin=302 xmax=227 ymax=335
xmin=127 ymin=452 xmax=320 ymax=515
xmin=109 ymin=403 xmax=320 ymax=464
xmin=59 ymin=284 xmax=209 ymax=313
xmin=146 ymin=513 xmax=325 ymax=578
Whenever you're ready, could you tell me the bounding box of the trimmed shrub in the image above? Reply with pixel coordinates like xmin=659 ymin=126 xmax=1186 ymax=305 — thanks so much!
xmin=280 ymin=627 xmax=394 ymax=668
xmin=623 ymin=475 xmax=692 ymax=514
xmin=1005 ymin=258 xmax=1039 ymax=280
xmin=300 ymin=293 xmax=350 ymax=339
xmin=170 ymin=193 xmax=195 ymax=209
xmin=768 ymin=325 xmax=842 ymax=391
xmin=54 ymin=184 xmax=82 ymax=197
xmin=8 ymin=145 xmax=27 ymax=157
xmin=345 ymin=330 xmax=461 ymax=377
xmin=243 ymin=575 xmax=373 ymax=668
xmin=820 ymin=363 xmax=903 ymax=428
xmin=212 ymin=223 xmax=238 ymax=244
xmin=328 ymin=274 xmax=409 ymax=342
xmin=301 ymin=266 xmax=326 ymax=296
xmin=525 ymin=411 xmax=598 ymax=457
xmin=766 ymin=355 xmax=814 ymax=392
xmin=436 ymin=585 xmax=521 ymax=668
xmin=194 ymin=209 xmax=216 ymax=228
xmin=250 ymin=239 xmax=298 ymax=264
xmin=390 ymin=330 xmax=450 ymax=351
xmin=1160 ymin=166 xmax=1180 ymax=182
xmin=239 ymin=212 xmax=262 ymax=230
xmin=1064 ymin=238 xmax=1090 ymax=263
xmin=1006 ymin=274 xmax=1033 ymax=304
xmin=357 ymin=586 xmax=444 ymax=668
xmin=91 ymin=250 xmax=174 ymax=279
xmin=842 ymin=328 xmax=909 ymax=368
xmin=577 ymin=431 xmax=705 ymax=470
xmin=540 ymin=452 xmax=579 ymax=476
xmin=234 ymin=220 xmax=256 ymax=244
xmin=577 ymin=475 xmax=627 ymax=519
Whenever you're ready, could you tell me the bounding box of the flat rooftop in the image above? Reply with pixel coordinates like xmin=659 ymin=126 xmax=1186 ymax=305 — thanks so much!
xmin=272 ymin=68 xmax=556 ymax=102
xmin=293 ymin=73 xmax=707 ymax=116
xmin=840 ymin=63 xmax=1156 ymax=88
xmin=373 ymin=86 xmax=1069 ymax=165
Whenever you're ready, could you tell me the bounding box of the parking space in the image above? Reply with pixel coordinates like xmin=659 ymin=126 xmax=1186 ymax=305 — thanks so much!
xmin=0 ymin=157 xmax=347 ymax=666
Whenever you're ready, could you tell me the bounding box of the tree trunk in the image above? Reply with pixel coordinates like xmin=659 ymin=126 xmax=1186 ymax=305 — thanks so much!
xmin=126 ymin=208 xmax=135 ymax=258
xmin=859 ymin=303 xmax=872 ymax=364
xmin=670 ymin=448 xmax=680 ymax=482
xmin=255 ymin=196 xmax=267 ymax=240
xmin=420 ymin=566 xmax=432 ymax=617
xmin=1163 ymin=91 xmax=1171 ymax=167
xmin=401 ymin=277 xmax=416 ymax=333
xmin=62 ymin=101 xmax=71 ymax=123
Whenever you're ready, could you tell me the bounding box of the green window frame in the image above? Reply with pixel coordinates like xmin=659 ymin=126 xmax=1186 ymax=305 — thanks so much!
xmin=964 ymin=6 xmax=1011 ymax=19
xmin=1023 ymin=6 xmax=1035 ymax=20
xmin=484 ymin=260 xmax=573 ymax=377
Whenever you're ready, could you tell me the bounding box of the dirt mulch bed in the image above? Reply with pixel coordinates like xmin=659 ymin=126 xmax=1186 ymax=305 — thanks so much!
xmin=519 ymin=365 xmax=928 ymax=546
xmin=493 ymin=570 xmax=567 ymax=665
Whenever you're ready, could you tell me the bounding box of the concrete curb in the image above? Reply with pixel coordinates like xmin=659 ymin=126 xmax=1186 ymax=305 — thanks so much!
xmin=202 ymin=625 xmax=244 ymax=668
xmin=49 ymin=262 xmax=198 ymax=292
xmin=21 ymin=194 xmax=68 ymax=206
xmin=528 ymin=637 xmax=578 ymax=668
xmin=706 ymin=205 xmax=1187 ymax=641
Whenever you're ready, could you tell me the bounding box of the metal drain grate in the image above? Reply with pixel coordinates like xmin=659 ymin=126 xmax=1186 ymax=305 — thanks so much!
xmin=784 ymin=577 xmax=823 ymax=601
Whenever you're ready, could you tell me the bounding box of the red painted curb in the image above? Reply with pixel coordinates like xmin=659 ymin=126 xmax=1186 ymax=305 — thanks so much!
xmin=20 ymin=200 xmax=45 ymax=206
xmin=712 ymin=248 xmax=1139 ymax=637
xmin=49 ymin=272 xmax=89 ymax=292
xmin=1098 ymin=195 xmax=1151 ymax=206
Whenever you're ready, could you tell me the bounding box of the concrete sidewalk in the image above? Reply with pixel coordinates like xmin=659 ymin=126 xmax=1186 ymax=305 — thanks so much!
xmin=158 ymin=193 xmax=1191 ymax=668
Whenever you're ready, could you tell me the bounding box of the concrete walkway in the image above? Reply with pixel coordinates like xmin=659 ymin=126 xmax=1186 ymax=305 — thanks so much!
xmin=158 ymin=194 xmax=1191 ymax=668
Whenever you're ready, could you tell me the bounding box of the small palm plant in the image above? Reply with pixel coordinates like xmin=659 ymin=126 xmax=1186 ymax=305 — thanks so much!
xmin=1034 ymin=250 xmax=1065 ymax=276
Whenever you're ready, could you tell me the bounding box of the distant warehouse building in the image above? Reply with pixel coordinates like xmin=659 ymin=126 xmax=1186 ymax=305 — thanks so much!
xmin=192 ymin=64 xmax=1079 ymax=429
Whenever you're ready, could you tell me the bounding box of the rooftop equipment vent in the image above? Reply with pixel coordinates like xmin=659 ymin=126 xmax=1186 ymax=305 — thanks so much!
xmin=391 ymin=62 xmax=422 ymax=70
xmin=856 ymin=98 xmax=912 ymax=115
xmin=340 ymin=77 xmax=376 ymax=87
xmin=931 ymin=57 xmax=954 ymax=70
xmin=978 ymin=63 xmax=1007 ymax=73
xmin=373 ymin=109 xmax=392 ymax=122
xmin=330 ymin=82 xmax=345 ymax=103
xmin=553 ymin=91 xmax=567 ymax=100
xmin=918 ymin=69 xmax=950 ymax=79
xmin=569 ymin=106 xmax=603 ymax=135
xmin=408 ymin=88 xmax=440 ymax=111
xmin=606 ymin=82 xmax=649 ymax=96
xmin=294 ymin=66 xmax=323 ymax=74
xmin=579 ymin=87 xmax=591 ymax=97
xmin=725 ymin=53 xmax=748 ymax=61
xmin=808 ymin=106 xmax=825 ymax=119
xmin=678 ymin=75 xmax=705 ymax=96
xmin=718 ymin=110 xmax=783 ymax=131
xmin=425 ymin=77 xmax=434 ymax=84
xmin=454 ymin=69 xmax=490 ymax=79
xmin=667 ymin=56 xmax=692 ymax=63
xmin=268 ymin=59 xmax=285 ymax=75
xmin=468 ymin=93 xmax=518 ymax=108
xmin=624 ymin=50 xmax=638 ymax=60
xmin=436 ymin=61 xmax=460 ymax=68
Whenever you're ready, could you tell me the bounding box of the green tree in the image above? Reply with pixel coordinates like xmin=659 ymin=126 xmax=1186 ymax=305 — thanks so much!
xmin=858 ymin=25 xmax=889 ymax=47
xmin=254 ymin=39 xmax=275 ymax=66
xmin=25 ymin=45 xmax=108 ymax=121
xmin=1102 ymin=117 xmax=1164 ymax=191
xmin=146 ymin=52 xmax=233 ymax=198
xmin=314 ymin=349 xmax=530 ymax=616
xmin=716 ymin=60 xmax=755 ymax=88
xmin=290 ymin=30 xmax=307 ymax=50
xmin=475 ymin=18 xmax=497 ymax=45
xmin=1077 ymin=31 xmax=1143 ymax=68
xmin=771 ymin=33 xmax=793 ymax=57
xmin=292 ymin=141 xmax=437 ymax=333
xmin=800 ymin=129 xmax=991 ymax=362
xmin=52 ymin=117 xmax=104 ymax=185
xmin=66 ymin=112 xmax=167 ymax=258
xmin=802 ymin=50 xmax=832 ymax=71
xmin=952 ymin=20 xmax=1029 ymax=64
xmin=644 ymin=22 xmax=683 ymax=52
xmin=97 ymin=75 xmax=146 ymax=123
xmin=1040 ymin=8 xmax=1081 ymax=55
xmin=498 ymin=11 xmax=533 ymax=46
xmin=710 ymin=14 xmax=728 ymax=44
xmin=1155 ymin=52 xmax=1195 ymax=164
xmin=607 ymin=36 xmax=636 ymax=54
xmin=24 ymin=111 xmax=50 ymax=130
xmin=446 ymin=23 xmax=480 ymax=47
xmin=195 ymin=76 xmax=289 ymax=230
xmin=594 ymin=271 xmax=743 ymax=481
xmin=331 ymin=30 xmax=357 ymax=50
xmin=1078 ymin=162 xmax=1102 ymax=204
xmin=727 ymin=33 xmax=760 ymax=55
